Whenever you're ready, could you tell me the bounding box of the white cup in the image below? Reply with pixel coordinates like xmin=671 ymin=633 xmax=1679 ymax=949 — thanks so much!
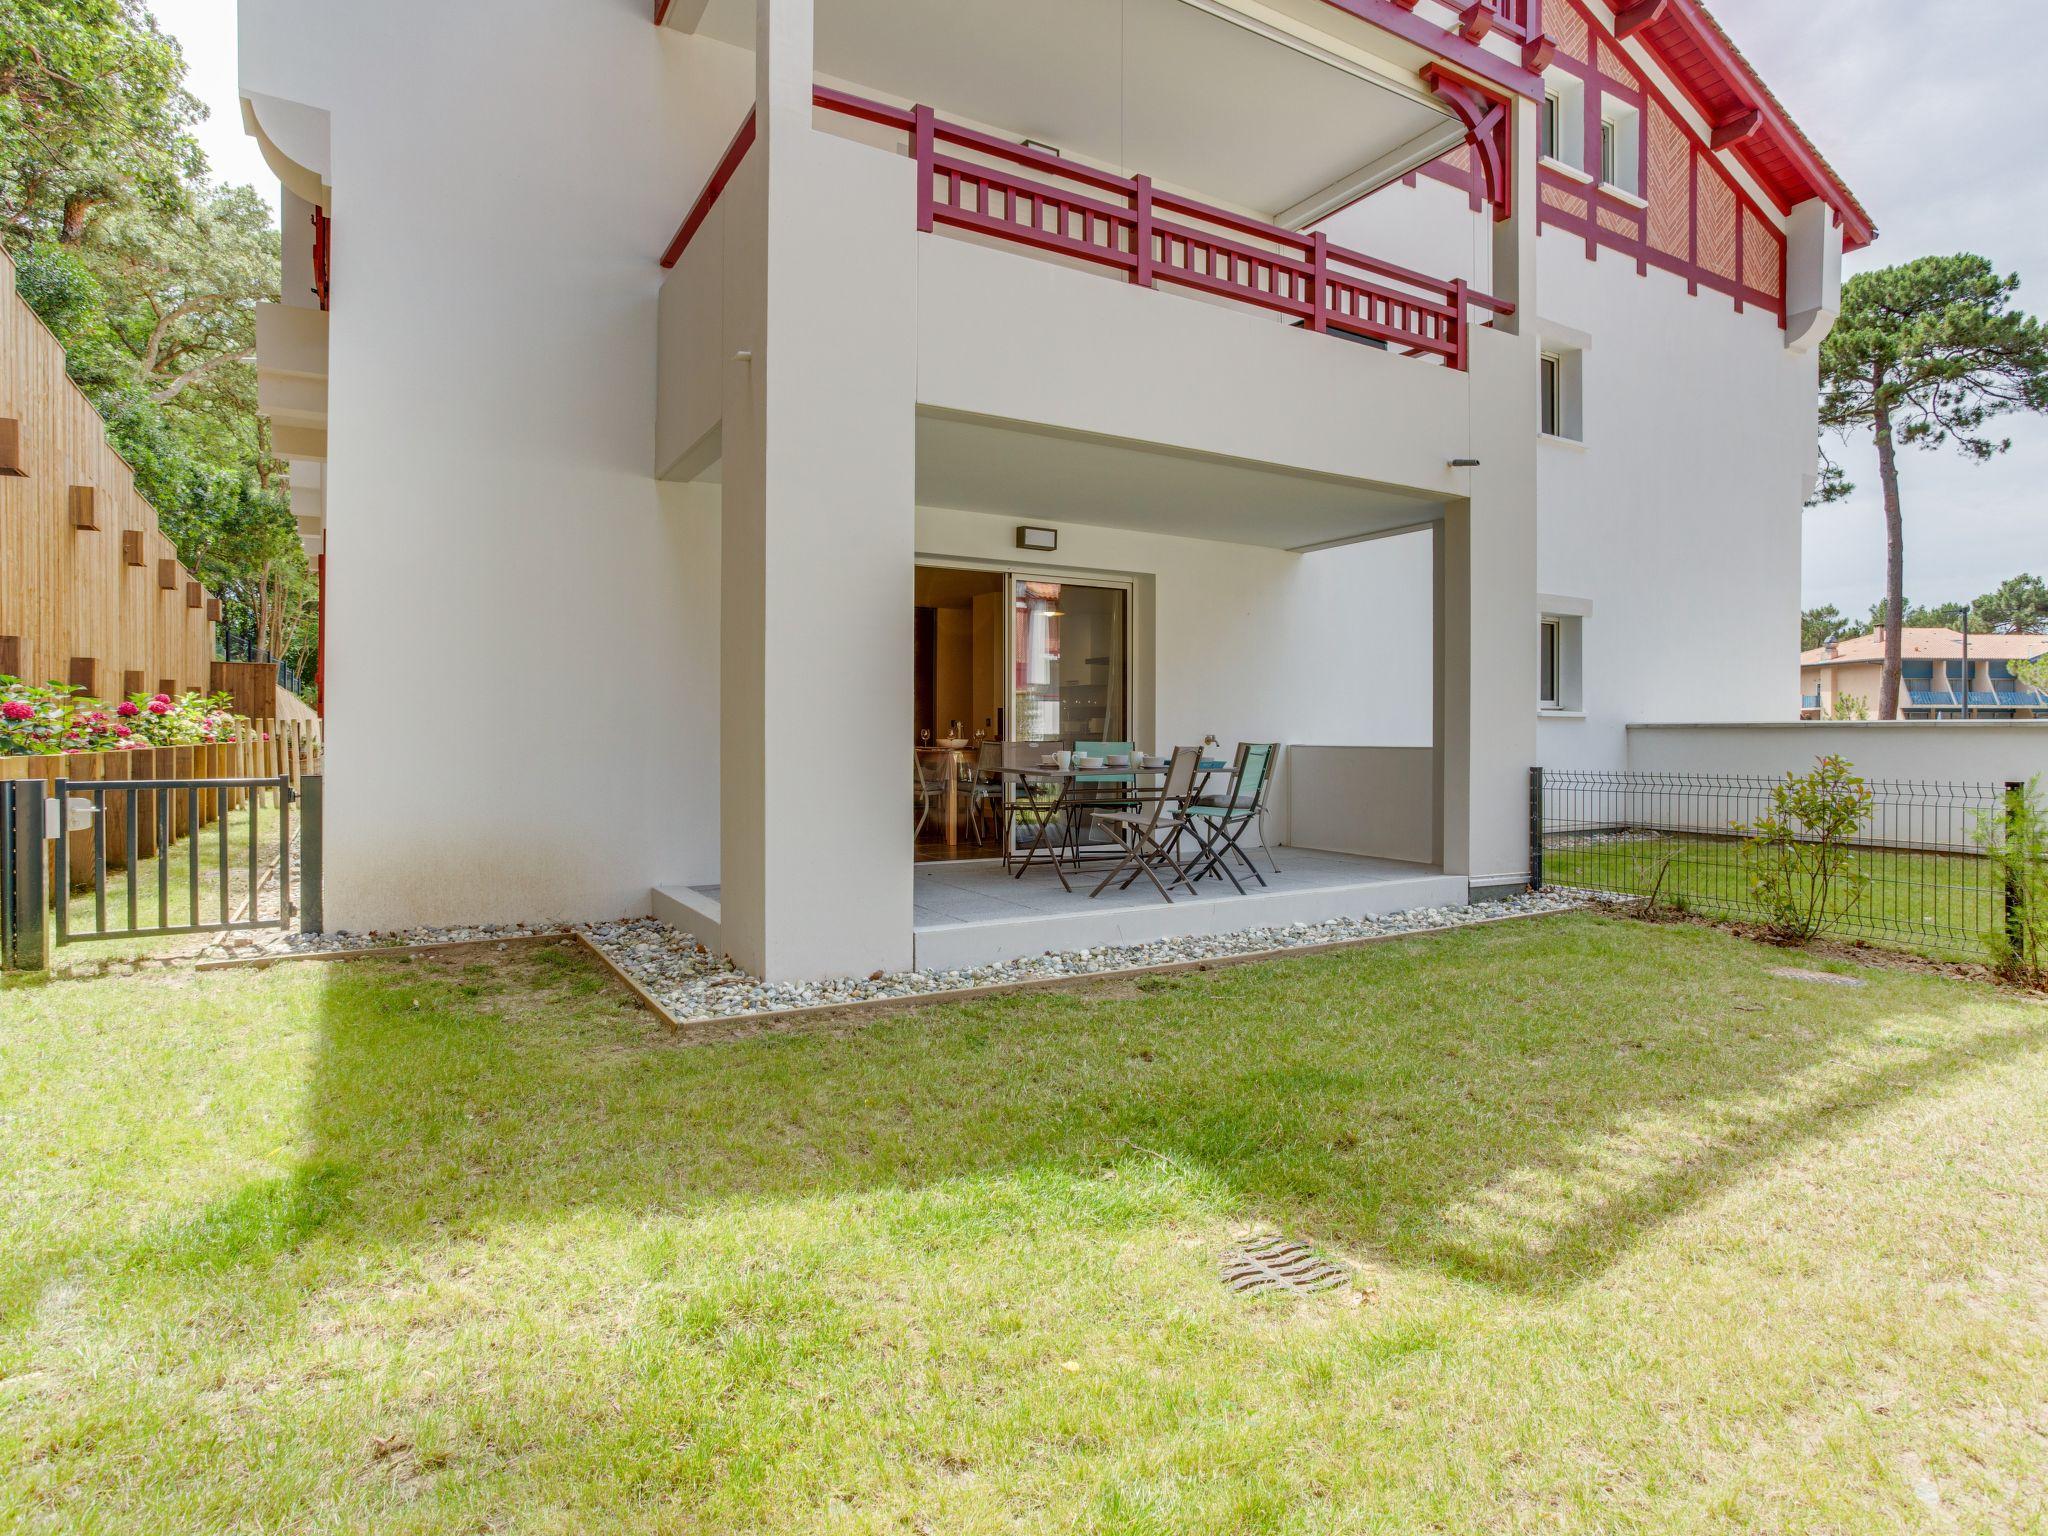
xmin=1054 ymin=750 xmax=1073 ymax=770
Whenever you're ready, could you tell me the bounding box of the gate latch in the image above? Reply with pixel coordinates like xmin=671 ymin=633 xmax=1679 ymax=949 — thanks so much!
xmin=45 ymin=797 xmax=97 ymax=838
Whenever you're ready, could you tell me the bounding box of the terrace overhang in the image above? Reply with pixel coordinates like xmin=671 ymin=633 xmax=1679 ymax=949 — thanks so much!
xmin=667 ymin=0 xmax=1479 ymax=225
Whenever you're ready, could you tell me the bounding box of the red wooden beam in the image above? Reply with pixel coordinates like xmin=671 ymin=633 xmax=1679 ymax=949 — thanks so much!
xmin=1614 ymin=0 xmax=1668 ymax=39
xmin=660 ymin=108 xmax=758 ymax=269
xmin=1710 ymin=108 xmax=1762 ymax=151
xmin=1624 ymin=0 xmax=1875 ymax=246
xmin=1314 ymin=0 xmax=1542 ymax=100
xmin=1458 ymin=3 xmax=1495 ymax=44
xmin=652 ymin=0 xmax=672 ymax=24
xmin=1420 ymin=64 xmax=1514 ymax=222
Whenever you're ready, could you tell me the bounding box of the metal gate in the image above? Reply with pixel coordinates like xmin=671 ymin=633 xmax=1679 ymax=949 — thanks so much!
xmin=3 ymin=772 xmax=323 ymax=970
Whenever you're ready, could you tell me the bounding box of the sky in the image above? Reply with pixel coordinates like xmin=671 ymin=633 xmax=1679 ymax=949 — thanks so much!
xmin=148 ymin=0 xmax=2046 ymax=618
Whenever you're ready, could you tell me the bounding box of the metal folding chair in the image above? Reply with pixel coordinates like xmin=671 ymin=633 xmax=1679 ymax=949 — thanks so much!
xmin=1088 ymin=746 xmax=1202 ymax=902
xmin=913 ymin=752 xmax=946 ymax=840
xmin=1183 ymin=742 xmax=1278 ymax=893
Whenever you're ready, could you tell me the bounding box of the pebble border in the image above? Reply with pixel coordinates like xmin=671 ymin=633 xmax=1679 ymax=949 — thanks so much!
xmin=187 ymin=891 xmax=1587 ymax=1022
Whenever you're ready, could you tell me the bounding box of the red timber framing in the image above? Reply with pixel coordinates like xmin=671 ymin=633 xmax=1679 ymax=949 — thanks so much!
xmin=1408 ymin=0 xmax=1787 ymax=322
xmin=662 ymin=87 xmax=1513 ymax=370
xmin=310 ymin=206 xmax=331 ymax=311
xmin=1419 ymin=64 xmax=1514 ymax=222
xmin=1321 ymin=0 xmax=1548 ymax=95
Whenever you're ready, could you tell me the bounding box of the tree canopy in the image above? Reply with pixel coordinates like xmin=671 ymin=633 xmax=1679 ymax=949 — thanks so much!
xmin=1815 ymin=255 xmax=2048 ymax=717
xmin=1 ymin=0 xmax=313 ymax=686
xmin=1803 ymin=573 xmax=2048 ymax=656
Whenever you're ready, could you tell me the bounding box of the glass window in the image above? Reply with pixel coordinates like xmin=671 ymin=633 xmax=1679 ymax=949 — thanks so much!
xmin=1010 ymin=579 xmax=1127 ymax=744
xmin=1541 ymin=93 xmax=1561 ymax=160
xmin=1540 ymin=619 xmax=1561 ymax=709
xmin=1540 ymin=354 xmax=1563 ymax=437
xmin=1600 ymin=120 xmax=1618 ymax=186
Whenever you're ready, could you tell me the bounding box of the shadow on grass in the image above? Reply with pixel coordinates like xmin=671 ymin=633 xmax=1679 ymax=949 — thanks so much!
xmin=271 ymin=918 xmax=2047 ymax=1296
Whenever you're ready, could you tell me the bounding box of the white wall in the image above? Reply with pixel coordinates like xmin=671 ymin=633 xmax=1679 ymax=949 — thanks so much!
xmin=1628 ymin=722 xmax=2048 ymax=787
xmin=1331 ymin=170 xmax=1819 ymax=777
xmin=239 ymin=0 xmax=744 ymax=929
xmin=1535 ymin=237 xmax=1815 ymax=770
xmin=1319 ymin=171 xmax=1494 ymax=296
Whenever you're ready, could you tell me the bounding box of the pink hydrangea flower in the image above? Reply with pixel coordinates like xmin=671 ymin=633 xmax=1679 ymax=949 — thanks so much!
xmin=1 ymin=701 xmax=32 ymax=723
xmin=117 ymin=700 xmax=140 ymax=718
xmin=115 ymin=723 xmax=133 ymax=738
xmin=147 ymin=698 xmax=172 ymax=715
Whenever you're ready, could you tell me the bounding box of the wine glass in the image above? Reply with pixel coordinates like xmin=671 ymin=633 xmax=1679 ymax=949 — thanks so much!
xmin=919 ymin=728 xmax=931 ymax=748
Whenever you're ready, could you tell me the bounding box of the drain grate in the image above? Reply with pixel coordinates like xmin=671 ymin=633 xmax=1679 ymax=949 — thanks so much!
xmin=1222 ymin=1237 xmax=1350 ymax=1296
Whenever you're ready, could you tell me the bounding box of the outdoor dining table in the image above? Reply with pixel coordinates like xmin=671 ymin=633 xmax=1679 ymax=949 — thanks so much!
xmin=1000 ymin=757 xmax=1231 ymax=891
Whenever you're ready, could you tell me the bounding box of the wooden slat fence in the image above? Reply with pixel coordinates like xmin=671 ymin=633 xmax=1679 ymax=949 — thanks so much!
xmin=0 ymin=244 xmax=221 ymax=696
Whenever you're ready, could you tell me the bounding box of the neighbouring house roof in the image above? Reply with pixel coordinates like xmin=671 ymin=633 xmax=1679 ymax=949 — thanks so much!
xmin=1611 ymin=0 xmax=1876 ymax=250
xmin=1801 ymin=629 xmax=2048 ymax=668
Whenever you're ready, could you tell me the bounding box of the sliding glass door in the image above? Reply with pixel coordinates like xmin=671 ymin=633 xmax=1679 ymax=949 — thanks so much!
xmin=1008 ymin=575 xmax=1129 ymax=744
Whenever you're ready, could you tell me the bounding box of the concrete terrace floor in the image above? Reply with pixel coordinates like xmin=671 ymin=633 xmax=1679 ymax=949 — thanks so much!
xmin=909 ymin=846 xmax=1443 ymax=925
xmin=668 ymin=849 xmax=1467 ymax=969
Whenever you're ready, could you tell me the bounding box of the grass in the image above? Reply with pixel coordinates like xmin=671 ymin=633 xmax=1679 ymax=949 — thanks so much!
xmin=1544 ymin=831 xmax=2004 ymax=959
xmin=4 ymin=914 xmax=2047 ymax=1532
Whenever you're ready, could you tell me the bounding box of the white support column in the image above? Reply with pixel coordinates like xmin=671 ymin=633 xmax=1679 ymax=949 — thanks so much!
xmin=1441 ymin=93 xmax=1540 ymax=895
xmin=1489 ymin=95 xmax=1540 ymax=334
xmin=719 ymin=0 xmax=918 ymax=980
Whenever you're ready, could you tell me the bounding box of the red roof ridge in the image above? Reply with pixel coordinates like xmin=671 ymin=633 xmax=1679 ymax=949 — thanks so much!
xmin=1685 ymin=0 xmax=1876 ymax=243
xmin=1594 ymin=0 xmax=1875 ymax=250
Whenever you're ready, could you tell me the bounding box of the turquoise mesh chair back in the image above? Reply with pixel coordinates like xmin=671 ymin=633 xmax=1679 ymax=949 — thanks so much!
xmin=1238 ymin=743 xmax=1275 ymax=805
xmin=1191 ymin=741 xmax=1276 ymax=817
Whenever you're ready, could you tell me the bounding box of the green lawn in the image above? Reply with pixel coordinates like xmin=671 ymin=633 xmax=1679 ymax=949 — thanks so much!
xmin=4 ymin=915 xmax=2046 ymax=1532
xmin=1545 ymin=832 xmax=2004 ymax=959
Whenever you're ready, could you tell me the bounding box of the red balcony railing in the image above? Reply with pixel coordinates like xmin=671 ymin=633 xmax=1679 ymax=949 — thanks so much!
xmin=665 ymin=89 xmax=1512 ymax=371
xmin=1489 ymin=0 xmax=1542 ymax=40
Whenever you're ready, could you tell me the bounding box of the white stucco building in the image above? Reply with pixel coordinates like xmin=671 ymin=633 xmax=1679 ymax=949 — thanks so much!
xmin=239 ymin=0 xmax=1871 ymax=980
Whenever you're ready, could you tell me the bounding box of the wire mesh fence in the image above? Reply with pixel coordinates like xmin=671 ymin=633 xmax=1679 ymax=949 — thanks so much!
xmin=1533 ymin=768 xmax=2017 ymax=959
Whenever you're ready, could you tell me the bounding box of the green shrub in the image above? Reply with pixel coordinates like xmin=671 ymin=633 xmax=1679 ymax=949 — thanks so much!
xmin=1737 ymin=755 xmax=1874 ymax=943
xmin=1974 ymin=777 xmax=2048 ymax=985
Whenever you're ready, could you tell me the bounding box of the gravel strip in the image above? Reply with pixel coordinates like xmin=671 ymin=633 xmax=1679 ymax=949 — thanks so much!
xmin=188 ymin=919 xmax=569 ymax=962
xmin=185 ymin=891 xmax=1587 ymax=1020
xmin=584 ymin=891 xmax=1586 ymax=1022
